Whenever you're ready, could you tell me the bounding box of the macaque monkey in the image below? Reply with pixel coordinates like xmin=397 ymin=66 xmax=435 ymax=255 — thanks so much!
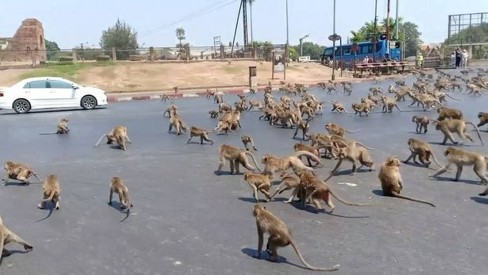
xmin=208 ymin=110 xmax=219 ymax=118
xmin=0 ymin=215 xmax=33 ymax=264
xmin=411 ymin=116 xmax=430 ymax=134
xmin=261 ymin=151 xmax=322 ymax=178
xmin=243 ymin=172 xmax=272 ymax=202
xmin=108 ymin=176 xmax=133 ymax=211
xmin=433 ymin=119 xmax=484 ymax=146
xmin=436 ymin=106 xmax=463 ymax=121
xmin=403 ymin=138 xmax=442 ymax=168
xmin=213 ymin=121 xmax=237 ymax=135
xmin=252 ymin=204 xmax=340 ymax=271
xmin=381 ymin=96 xmax=404 ymax=112
xmin=56 ymin=118 xmax=69 ymax=134
xmin=351 ymin=103 xmax=370 ymax=116
xmin=325 ymin=122 xmax=359 ymax=137
xmin=216 ymin=144 xmax=261 ymax=174
xmin=160 ymin=94 xmax=175 ymax=102
xmin=292 ymin=118 xmax=311 ymax=140
xmin=186 ymin=126 xmax=213 ymax=145
xmin=163 ymin=104 xmax=178 ymax=117
xmin=38 ymin=175 xmax=61 ymax=210
xmin=477 ymin=112 xmax=488 ymax=129
xmin=269 ymin=171 xmax=303 ymax=203
xmin=168 ymin=110 xmax=188 ymax=135
xmin=379 ymin=156 xmax=436 ymax=207
xmin=241 ymin=135 xmax=258 ymax=151
xmin=330 ymin=101 xmax=349 ymax=113
xmin=430 ymin=147 xmax=488 ymax=183
xmin=95 ymin=126 xmax=132 ymax=151
xmin=329 ymin=143 xmax=374 ymax=176
xmin=293 ymin=143 xmax=321 ymax=167
xmin=3 ymin=161 xmax=41 ymax=185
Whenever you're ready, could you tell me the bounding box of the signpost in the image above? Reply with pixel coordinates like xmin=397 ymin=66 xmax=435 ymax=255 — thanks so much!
xmin=328 ymin=34 xmax=341 ymax=81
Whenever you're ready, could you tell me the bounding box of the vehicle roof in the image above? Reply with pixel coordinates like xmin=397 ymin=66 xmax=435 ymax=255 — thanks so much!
xmin=19 ymin=77 xmax=73 ymax=82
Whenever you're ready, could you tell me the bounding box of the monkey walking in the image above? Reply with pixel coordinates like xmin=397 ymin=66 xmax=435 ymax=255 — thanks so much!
xmin=252 ymin=204 xmax=340 ymax=272
xmin=268 ymin=171 xmax=304 ymax=203
xmin=243 ymin=172 xmax=273 ymax=202
xmin=379 ymin=156 xmax=436 ymax=207
xmin=433 ymin=119 xmax=484 ymax=146
xmin=186 ymin=126 xmax=214 ymax=145
xmin=411 ymin=116 xmax=430 ymax=134
xmin=94 ymin=126 xmax=132 ymax=151
xmin=241 ymin=135 xmax=258 ymax=151
xmin=403 ymin=138 xmax=443 ymax=168
xmin=3 ymin=161 xmax=41 ymax=185
xmin=430 ymin=147 xmax=488 ymax=184
xmin=109 ymin=177 xmax=133 ymax=213
xmin=38 ymin=175 xmax=61 ymax=210
xmin=0 ymin=215 xmax=33 ymax=264
xmin=325 ymin=122 xmax=359 ymax=137
xmin=216 ymin=144 xmax=262 ymax=175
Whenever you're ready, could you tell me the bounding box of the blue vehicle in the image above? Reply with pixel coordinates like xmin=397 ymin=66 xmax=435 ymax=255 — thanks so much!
xmin=321 ymin=37 xmax=402 ymax=69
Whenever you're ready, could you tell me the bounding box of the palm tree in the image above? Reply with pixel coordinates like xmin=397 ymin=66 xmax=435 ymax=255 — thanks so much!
xmin=176 ymin=27 xmax=186 ymax=58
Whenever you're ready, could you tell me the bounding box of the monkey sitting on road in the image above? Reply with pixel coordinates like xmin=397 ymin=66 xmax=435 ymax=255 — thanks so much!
xmin=3 ymin=161 xmax=41 ymax=185
xmin=430 ymin=147 xmax=488 ymax=184
xmin=95 ymin=125 xmax=132 ymax=151
xmin=411 ymin=116 xmax=430 ymax=134
xmin=243 ymin=172 xmax=272 ymax=202
xmin=379 ymin=156 xmax=436 ymax=207
xmin=56 ymin=118 xmax=69 ymax=134
xmin=109 ymin=176 xmax=133 ymax=211
xmin=38 ymin=175 xmax=61 ymax=210
xmin=216 ymin=144 xmax=261 ymax=175
xmin=433 ymin=119 xmax=484 ymax=146
xmin=252 ymin=204 xmax=340 ymax=271
xmin=403 ymin=138 xmax=442 ymax=168
xmin=241 ymin=135 xmax=258 ymax=151
xmin=187 ymin=126 xmax=213 ymax=145
xmin=0 ymin=215 xmax=33 ymax=264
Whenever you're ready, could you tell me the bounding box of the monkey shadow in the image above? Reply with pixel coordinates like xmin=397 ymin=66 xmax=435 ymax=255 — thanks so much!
xmin=470 ymin=196 xmax=488 ymax=204
xmin=286 ymin=200 xmax=369 ymax=218
xmin=1 ymin=181 xmax=31 ymax=187
xmin=407 ymin=131 xmax=427 ymax=135
xmin=186 ymin=141 xmax=213 ymax=145
xmin=108 ymin=201 xmax=131 ymax=222
xmin=331 ymin=169 xmax=371 ymax=177
xmin=241 ymin=248 xmax=304 ymax=270
xmin=35 ymin=202 xmax=57 ymax=222
xmin=214 ymin=171 xmax=243 ymax=176
xmin=372 ymin=190 xmax=386 ymax=197
xmin=401 ymin=161 xmax=432 ymax=169
xmin=238 ymin=197 xmax=263 ymax=203
xmin=427 ymin=141 xmax=477 ymax=147
xmin=429 ymin=176 xmax=483 ymax=186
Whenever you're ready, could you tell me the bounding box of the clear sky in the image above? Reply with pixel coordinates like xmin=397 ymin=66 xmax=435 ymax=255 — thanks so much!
xmin=1 ymin=0 xmax=486 ymax=49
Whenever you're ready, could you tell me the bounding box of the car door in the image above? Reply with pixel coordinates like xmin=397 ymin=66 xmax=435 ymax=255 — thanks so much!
xmin=47 ymin=79 xmax=76 ymax=107
xmin=22 ymin=80 xmax=57 ymax=108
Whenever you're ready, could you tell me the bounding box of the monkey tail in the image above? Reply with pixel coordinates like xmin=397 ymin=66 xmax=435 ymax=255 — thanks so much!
xmin=390 ymin=191 xmax=435 ymax=207
xmin=430 ymin=152 xmax=444 ymax=168
xmin=32 ymin=172 xmax=41 ymax=182
xmin=294 ymin=151 xmax=322 ymax=164
xmin=346 ymin=129 xmax=360 ymax=134
xmin=245 ymin=151 xmax=263 ymax=172
xmin=355 ymin=142 xmax=374 ymax=151
xmin=466 ymin=122 xmax=484 ymax=146
xmin=39 ymin=133 xmax=58 ymax=135
xmin=290 ymin=241 xmax=340 ymax=272
xmin=94 ymin=134 xmax=107 ymax=147
xmin=395 ymin=104 xmax=404 ymax=112
xmin=329 ymin=189 xmax=371 ymax=207
xmin=445 ymin=93 xmax=462 ymax=101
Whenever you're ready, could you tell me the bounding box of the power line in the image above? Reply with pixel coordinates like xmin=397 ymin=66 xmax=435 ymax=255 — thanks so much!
xmin=139 ymin=0 xmax=238 ymax=37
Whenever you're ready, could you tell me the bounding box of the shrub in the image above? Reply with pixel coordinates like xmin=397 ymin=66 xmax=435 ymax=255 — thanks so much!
xmin=96 ymin=55 xmax=111 ymax=62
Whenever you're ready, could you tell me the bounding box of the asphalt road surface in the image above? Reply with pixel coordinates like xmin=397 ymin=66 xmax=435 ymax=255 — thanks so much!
xmin=1 ymin=69 xmax=488 ymax=275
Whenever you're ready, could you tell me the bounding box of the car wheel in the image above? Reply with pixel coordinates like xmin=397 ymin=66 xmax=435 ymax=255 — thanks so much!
xmin=81 ymin=95 xmax=97 ymax=110
xmin=12 ymin=99 xmax=31 ymax=114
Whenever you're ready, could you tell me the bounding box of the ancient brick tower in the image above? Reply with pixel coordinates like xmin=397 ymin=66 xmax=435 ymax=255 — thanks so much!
xmin=2 ymin=18 xmax=47 ymax=62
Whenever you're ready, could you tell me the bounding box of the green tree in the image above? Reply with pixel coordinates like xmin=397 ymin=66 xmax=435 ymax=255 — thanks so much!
xmin=176 ymin=27 xmax=186 ymax=58
xmin=252 ymin=41 xmax=274 ymax=61
xmin=402 ymin=22 xmax=422 ymax=57
xmin=99 ymin=18 xmax=138 ymax=60
xmin=292 ymin=42 xmax=324 ymax=60
xmin=44 ymin=39 xmax=60 ymax=61
xmin=443 ymin=23 xmax=488 ymax=59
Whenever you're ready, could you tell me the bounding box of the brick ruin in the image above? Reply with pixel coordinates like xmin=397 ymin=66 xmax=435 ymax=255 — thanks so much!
xmin=0 ymin=18 xmax=47 ymax=64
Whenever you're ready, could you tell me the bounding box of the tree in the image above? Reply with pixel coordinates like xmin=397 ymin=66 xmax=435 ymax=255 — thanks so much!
xmin=176 ymin=27 xmax=186 ymax=58
xmin=292 ymin=42 xmax=324 ymax=60
xmin=443 ymin=23 xmax=488 ymax=59
xmin=99 ymin=18 xmax=138 ymax=60
xmin=350 ymin=17 xmax=422 ymax=58
xmin=44 ymin=39 xmax=60 ymax=61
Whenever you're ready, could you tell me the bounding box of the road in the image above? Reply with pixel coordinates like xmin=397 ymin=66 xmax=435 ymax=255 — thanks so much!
xmin=1 ymin=71 xmax=488 ymax=275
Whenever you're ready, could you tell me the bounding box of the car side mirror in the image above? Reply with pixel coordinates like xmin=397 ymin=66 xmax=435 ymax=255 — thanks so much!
xmin=72 ymin=84 xmax=79 ymax=90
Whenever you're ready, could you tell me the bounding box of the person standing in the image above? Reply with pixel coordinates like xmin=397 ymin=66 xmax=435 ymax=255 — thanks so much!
xmin=462 ymin=49 xmax=469 ymax=68
xmin=416 ymin=53 xmax=424 ymax=69
xmin=455 ymin=48 xmax=462 ymax=68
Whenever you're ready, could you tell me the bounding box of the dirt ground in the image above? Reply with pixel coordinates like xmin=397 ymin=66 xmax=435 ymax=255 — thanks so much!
xmin=0 ymin=61 xmax=349 ymax=92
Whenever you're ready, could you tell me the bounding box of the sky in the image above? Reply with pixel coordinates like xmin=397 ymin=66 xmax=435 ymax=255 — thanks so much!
xmin=1 ymin=0 xmax=487 ymax=49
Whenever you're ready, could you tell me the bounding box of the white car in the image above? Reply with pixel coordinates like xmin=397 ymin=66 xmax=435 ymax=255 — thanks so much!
xmin=0 ymin=77 xmax=108 ymax=114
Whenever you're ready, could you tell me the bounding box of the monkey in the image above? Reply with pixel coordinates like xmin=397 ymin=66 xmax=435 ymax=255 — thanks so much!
xmin=477 ymin=112 xmax=488 ymax=129
xmin=351 ymin=103 xmax=370 ymax=117
xmin=160 ymin=94 xmax=175 ymax=102
xmin=216 ymin=144 xmax=262 ymax=175
xmin=292 ymin=118 xmax=311 ymax=140
xmin=56 ymin=118 xmax=69 ymax=134
xmin=208 ymin=110 xmax=219 ymax=118
xmin=163 ymin=104 xmax=178 ymax=117
xmin=403 ymin=138 xmax=443 ymax=168
xmin=248 ymin=100 xmax=264 ymax=111
xmin=293 ymin=143 xmax=321 ymax=167
xmin=186 ymin=126 xmax=214 ymax=145
xmin=328 ymin=142 xmax=374 ymax=176
xmin=330 ymin=101 xmax=349 ymax=113
xmin=261 ymin=151 xmax=322 ymax=179
xmin=433 ymin=119 xmax=484 ymax=146
xmin=412 ymin=115 xmax=430 ymax=134
xmin=38 ymin=174 xmax=61 ymax=210
xmin=300 ymin=170 xmax=370 ymax=212
xmin=436 ymin=106 xmax=463 ymax=121
xmin=213 ymin=120 xmax=237 ymax=135
xmin=378 ymin=156 xmax=436 ymax=207
xmin=243 ymin=172 xmax=273 ymax=202
xmin=241 ymin=135 xmax=258 ymax=151
xmin=325 ymin=122 xmax=359 ymax=137
xmin=94 ymin=125 xmax=132 ymax=151
xmin=0 ymin=215 xmax=33 ymax=264
xmin=3 ymin=161 xmax=41 ymax=185
xmin=381 ymin=96 xmax=403 ymax=112
xmin=252 ymin=204 xmax=340 ymax=271
xmin=430 ymin=147 xmax=488 ymax=183
xmin=214 ymin=93 xmax=224 ymax=104
xmin=167 ymin=109 xmax=189 ymax=135
xmin=108 ymin=176 xmax=133 ymax=211
xmin=268 ymin=171 xmax=304 ymax=203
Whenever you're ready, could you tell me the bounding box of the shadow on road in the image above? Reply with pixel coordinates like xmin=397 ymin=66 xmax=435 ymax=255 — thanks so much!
xmin=470 ymin=196 xmax=488 ymax=204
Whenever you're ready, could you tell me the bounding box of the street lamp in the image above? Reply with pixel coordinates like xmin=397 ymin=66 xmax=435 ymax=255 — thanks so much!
xmin=249 ymin=0 xmax=255 ymax=48
xmin=331 ymin=0 xmax=337 ymax=81
xmin=284 ymin=0 xmax=289 ymax=79
xmin=299 ymin=34 xmax=309 ymax=56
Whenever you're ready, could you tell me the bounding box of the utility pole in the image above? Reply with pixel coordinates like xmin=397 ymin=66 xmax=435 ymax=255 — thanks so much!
xmin=284 ymin=0 xmax=289 ymax=79
xmin=250 ymin=0 xmax=254 ymax=49
xmin=331 ymin=0 xmax=336 ymax=80
xmin=395 ymin=0 xmax=399 ymax=40
xmin=242 ymin=0 xmax=249 ymax=50
xmin=373 ymin=0 xmax=378 ymax=62
xmin=299 ymin=34 xmax=309 ymax=56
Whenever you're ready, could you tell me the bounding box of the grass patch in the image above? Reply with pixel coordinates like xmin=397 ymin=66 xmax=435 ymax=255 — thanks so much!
xmin=19 ymin=61 xmax=116 ymax=82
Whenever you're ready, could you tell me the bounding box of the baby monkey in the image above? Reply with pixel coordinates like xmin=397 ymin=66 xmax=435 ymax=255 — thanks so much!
xmin=241 ymin=135 xmax=258 ymax=151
